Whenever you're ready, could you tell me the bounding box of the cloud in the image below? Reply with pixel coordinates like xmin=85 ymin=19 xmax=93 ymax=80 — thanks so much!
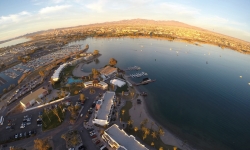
xmin=160 ymin=2 xmax=200 ymax=15
xmin=52 ymin=0 xmax=64 ymax=3
xmin=39 ymin=5 xmax=71 ymax=14
xmin=86 ymin=0 xmax=108 ymax=12
xmin=0 ymin=11 xmax=30 ymax=24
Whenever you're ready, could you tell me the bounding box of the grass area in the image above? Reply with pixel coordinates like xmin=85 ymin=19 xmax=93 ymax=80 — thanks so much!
xmin=69 ymin=84 xmax=83 ymax=95
xmin=61 ymin=65 xmax=76 ymax=77
xmin=120 ymin=101 xmax=132 ymax=122
xmin=125 ymin=127 xmax=179 ymax=150
xmin=116 ymin=83 xmax=129 ymax=93
xmin=42 ymin=107 xmax=65 ymax=131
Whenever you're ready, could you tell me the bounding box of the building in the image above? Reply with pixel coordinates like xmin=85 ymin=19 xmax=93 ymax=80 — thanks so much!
xmin=20 ymin=88 xmax=48 ymax=109
xmin=110 ymin=78 xmax=126 ymax=87
xmin=51 ymin=63 xmax=68 ymax=82
xmin=83 ymin=81 xmax=108 ymax=90
xmin=102 ymin=124 xmax=149 ymax=150
xmin=100 ymin=66 xmax=117 ymax=77
xmin=92 ymin=91 xmax=115 ymax=126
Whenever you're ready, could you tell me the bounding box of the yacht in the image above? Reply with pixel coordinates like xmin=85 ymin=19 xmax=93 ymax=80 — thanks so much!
xmin=240 ymin=76 xmax=242 ymax=78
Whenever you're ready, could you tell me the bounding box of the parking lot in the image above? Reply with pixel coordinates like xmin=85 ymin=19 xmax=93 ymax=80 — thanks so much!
xmin=0 ymin=106 xmax=44 ymax=143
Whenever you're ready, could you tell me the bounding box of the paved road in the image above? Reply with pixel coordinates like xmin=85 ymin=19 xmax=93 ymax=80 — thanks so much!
xmin=0 ymin=88 xmax=105 ymax=150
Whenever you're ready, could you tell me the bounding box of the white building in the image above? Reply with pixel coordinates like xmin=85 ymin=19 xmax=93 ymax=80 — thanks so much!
xmin=110 ymin=78 xmax=126 ymax=87
xmin=102 ymin=124 xmax=149 ymax=150
xmin=51 ymin=63 xmax=68 ymax=82
xmin=92 ymin=91 xmax=115 ymax=126
xmin=83 ymin=81 xmax=108 ymax=90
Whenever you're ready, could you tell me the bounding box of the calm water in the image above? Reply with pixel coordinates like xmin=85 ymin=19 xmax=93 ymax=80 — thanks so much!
xmin=0 ymin=37 xmax=30 ymax=48
xmin=63 ymin=38 xmax=250 ymax=149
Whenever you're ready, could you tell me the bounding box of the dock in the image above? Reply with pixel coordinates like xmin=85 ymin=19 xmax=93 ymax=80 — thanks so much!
xmin=133 ymin=79 xmax=156 ymax=86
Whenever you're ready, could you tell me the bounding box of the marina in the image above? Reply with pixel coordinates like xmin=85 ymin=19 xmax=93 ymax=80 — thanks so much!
xmin=124 ymin=66 xmax=141 ymax=71
xmin=133 ymin=78 xmax=156 ymax=86
xmin=128 ymin=72 xmax=148 ymax=78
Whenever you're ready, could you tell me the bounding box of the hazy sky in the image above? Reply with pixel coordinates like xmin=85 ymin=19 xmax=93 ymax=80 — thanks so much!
xmin=0 ymin=0 xmax=250 ymax=42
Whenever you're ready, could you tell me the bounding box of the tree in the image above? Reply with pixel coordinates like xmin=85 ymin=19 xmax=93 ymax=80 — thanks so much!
xmin=173 ymin=147 xmax=177 ymax=150
xmin=134 ymin=126 xmax=138 ymax=136
xmin=66 ymin=84 xmax=71 ymax=92
xmin=144 ymin=128 xmax=150 ymax=139
xmin=92 ymin=68 xmax=99 ymax=79
xmin=68 ymin=105 xmax=77 ymax=118
xmin=44 ymin=108 xmax=51 ymax=122
xmin=93 ymin=50 xmax=99 ymax=55
xmin=17 ymin=56 xmax=22 ymax=60
xmin=109 ymin=58 xmax=117 ymax=66
xmin=70 ymin=134 xmax=79 ymax=146
xmin=80 ymin=94 xmax=85 ymax=102
xmin=39 ymin=70 xmax=45 ymax=78
xmin=3 ymin=88 xmax=7 ymax=93
xmin=50 ymin=78 xmax=55 ymax=87
xmin=121 ymin=109 xmax=125 ymax=115
xmin=127 ymin=119 xmax=133 ymax=129
xmin=52 ymin=108 xmax=62 ymax=122
xmin=151 ymin=142 xmax=155 ymax=147
xmin=159 ymin=147 xmax=164 ymax=150
xmin=34 ymin=138 xmax=50 ymax=150
xmin=151 ymin=131 xmax=157 ymax=141
xmin=158 ymin=126 xmax=165 ymax=137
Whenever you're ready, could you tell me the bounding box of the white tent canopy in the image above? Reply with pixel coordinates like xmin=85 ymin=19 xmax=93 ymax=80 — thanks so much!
xmin=110 ymin=79 xmax=126 ymax=87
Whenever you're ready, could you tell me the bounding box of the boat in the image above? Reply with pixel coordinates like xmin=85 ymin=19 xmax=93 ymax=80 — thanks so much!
xmin=239 ymin=76 xmax=242 ymax=78
xmin=248 ymin=83 xmax=250 ymax=85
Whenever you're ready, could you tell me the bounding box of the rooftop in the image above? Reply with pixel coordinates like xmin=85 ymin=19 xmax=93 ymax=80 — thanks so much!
xmin=20 ymin=88 xmax=47 ymax=104
xmin=100 ymin=66 xmax=117 ymax=76
xmin=96 ymin=91 xmax=115 ymax=120
xmin=105 ymin=124 xmax=148 ymax=150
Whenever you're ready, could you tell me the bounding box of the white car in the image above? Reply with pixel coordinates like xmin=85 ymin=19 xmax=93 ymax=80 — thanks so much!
xmin=20 ymin=125 xmax=25 ymax=128
xmin=26 ymin=122 xmax=31 ymax=125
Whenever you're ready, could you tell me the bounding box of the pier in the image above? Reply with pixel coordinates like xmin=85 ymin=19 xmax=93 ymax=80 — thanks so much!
xmin=133 ymin=79 xmax=156 ymax=86
xmin=124 ymin=66 xmax=141 ymax=71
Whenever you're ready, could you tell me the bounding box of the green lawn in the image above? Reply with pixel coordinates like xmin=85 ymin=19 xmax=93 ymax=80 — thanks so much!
xmin=42 ymin=107 xmax=65 ymax=131
xmin=125 ymin=127 xmax=179 ymax=150
xmin=61 ymin=65 xmax=76 ymax=77
xmin=120 ymin=101 xmax=132 ymax=122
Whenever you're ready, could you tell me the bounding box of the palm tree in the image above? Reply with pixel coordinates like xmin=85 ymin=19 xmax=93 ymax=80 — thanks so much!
xmin=151 ymin=142 xmax=155 ymax=147
xmin=34 ymin=138 xmax=50 ymax=150
xmin=66 ymin=84 xmax=71 ymax=92
xmin=121 ymin=109 xmax=125 ymax=115
xmin=134 ymin=126 xmax=138 ymax=136
xmin=173 ymin=147 xmax=177 ymax=150
xmin=80 ymin=94 xmax=85 ymax=102
xmin=127 ymin=119 xmax=133 ymax=129
xmin=52 ymin=108 xmax=62 ymax=122
xmin=158 ymin=126 xmax=165 ymax=138
xmin=70 ymin=134 xmax=79 ymax=146
xmin=44 ymin=108 xmax=51 ymax=122
xmin=39 ymin=70 xmax=45 ymax=78
xmin=143 ymin=118 xmax=149 ymax=126
xmin=159 ymin=147 xmax=164 ymax=150
xmin=144 ymin=128 xmax=150 ymax=138
xmin=151 ymin=131 xmax=157 ymax=141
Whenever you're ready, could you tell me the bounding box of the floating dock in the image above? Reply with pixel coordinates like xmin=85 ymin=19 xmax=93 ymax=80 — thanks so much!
xmin=133 ymin=79 xmax=156 ymax=86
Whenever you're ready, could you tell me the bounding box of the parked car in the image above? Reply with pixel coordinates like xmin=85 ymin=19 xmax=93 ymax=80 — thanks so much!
xmin=14 ymin=134 xmax=18 ymax=139
xmin=19 ymin=133 xmax=22 ymax=138
xmin=91 ymin=134 xmax=97 ymax=139
xmin=95 ymin=140 xmax=101 ymax=145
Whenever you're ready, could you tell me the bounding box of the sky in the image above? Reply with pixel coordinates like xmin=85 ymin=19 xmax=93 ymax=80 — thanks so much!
xmin=0 ymin=0 xmax=250 ymax=42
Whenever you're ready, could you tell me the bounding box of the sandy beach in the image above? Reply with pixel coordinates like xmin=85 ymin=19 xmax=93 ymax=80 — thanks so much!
xmin=124 ymin=75 xmax=195 ymax=150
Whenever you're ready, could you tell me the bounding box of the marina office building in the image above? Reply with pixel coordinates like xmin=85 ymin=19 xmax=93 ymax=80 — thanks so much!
xmin=20 ymin=88 xmax=48 ymax=109
xmin=102 ymin=124 xmax=149 ymax=150
xmin=92 ymin=91 xmax=115 ymax=126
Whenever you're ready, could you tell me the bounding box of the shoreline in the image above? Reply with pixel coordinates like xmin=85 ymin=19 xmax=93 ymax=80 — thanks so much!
xmin=123 ymin=75 xmax=195 ymax=150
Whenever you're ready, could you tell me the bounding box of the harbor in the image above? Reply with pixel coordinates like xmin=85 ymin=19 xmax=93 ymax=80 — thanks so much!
xmin=123 ymin=66 xmax=141 ymax=71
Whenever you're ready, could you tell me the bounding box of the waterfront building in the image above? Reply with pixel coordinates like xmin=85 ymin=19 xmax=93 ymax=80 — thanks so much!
xmin=100 ymin=66 xmax=117 ymax=77
xmin=102 ymin=124 xmax=149 ymax=150
xmin=110 ymin=78 xmax=126 ymax=87
xmin=92 ymin=91 xmax=115 ymax=126
xmin=20 ymin=88 xmax=48 ymax=109
xmin=51 ymin=63 xmax=68 ymax=82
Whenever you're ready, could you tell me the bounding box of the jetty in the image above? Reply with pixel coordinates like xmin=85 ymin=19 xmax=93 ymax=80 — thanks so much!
xmin=133 ymin=78 xmax=156 ymax=86
xmin=129 ymin=72 xmax=148 ymax=78
xmin=124 ymin=66 xmax=141 ymax=71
